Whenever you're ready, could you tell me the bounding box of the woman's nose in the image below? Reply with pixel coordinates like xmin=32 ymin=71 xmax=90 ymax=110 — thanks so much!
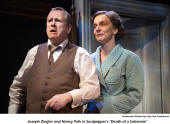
xmin=95 ymin=26 xmax=101 ymax=32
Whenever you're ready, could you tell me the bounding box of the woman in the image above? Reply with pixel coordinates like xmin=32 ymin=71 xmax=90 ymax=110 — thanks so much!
xmin=86 ymin=11 xmax=144 ymax=113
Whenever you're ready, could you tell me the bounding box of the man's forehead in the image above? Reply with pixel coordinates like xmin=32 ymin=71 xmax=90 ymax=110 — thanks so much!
xmin=47 ymin=10 xmax=66 ymax=18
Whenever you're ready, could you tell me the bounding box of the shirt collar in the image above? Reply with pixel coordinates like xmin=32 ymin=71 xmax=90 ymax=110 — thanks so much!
xmin=48 ymin=39 xmax=68 ymax=51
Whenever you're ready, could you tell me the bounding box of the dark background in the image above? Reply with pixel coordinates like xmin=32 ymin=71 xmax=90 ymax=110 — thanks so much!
xmin=0 ymin=0 xmax=72 ymax=113
xmin=0 ymin=0 xmax=169 ymax=113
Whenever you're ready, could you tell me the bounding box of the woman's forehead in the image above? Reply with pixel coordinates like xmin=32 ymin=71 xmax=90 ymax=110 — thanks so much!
xmin=93 ymin=14 xmax=110 ymax=23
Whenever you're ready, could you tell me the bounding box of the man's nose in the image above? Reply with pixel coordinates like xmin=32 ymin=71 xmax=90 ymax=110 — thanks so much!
xmin=50 ymin=20 xmax=56 ymax=26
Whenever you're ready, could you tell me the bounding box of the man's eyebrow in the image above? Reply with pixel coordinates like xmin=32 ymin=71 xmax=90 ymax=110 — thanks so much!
xmin=47 ymin=18 xmax=62 ymax=22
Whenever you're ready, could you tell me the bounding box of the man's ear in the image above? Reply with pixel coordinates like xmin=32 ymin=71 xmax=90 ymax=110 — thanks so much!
xmin=113 ymin=28 xmax=118 ymax=35
xmin=67 ymin=24 xmax=72 ymax=34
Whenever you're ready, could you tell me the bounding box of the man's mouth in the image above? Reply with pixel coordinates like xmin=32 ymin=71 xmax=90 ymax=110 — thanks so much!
xmin=50 ymin=29 xmax=56 ymax=32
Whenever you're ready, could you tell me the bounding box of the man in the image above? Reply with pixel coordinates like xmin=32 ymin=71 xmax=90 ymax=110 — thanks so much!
xmin=8 ymin=7 xmax=100 ymax=113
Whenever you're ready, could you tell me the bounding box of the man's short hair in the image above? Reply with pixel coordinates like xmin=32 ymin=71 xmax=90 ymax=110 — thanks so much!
xmin=48 ymin=7 xmax=72 ymax=26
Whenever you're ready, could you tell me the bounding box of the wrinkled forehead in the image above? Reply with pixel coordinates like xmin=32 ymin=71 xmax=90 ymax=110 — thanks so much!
xmin=47 ymin=10 xmax=67 ymax=20
xmin=93 ymin=14 xmax=111 ymax=24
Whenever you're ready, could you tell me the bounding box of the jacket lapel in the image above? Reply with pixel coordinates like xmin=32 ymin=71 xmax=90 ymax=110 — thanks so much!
xmin=95 ymin=47 xmax=107 ymax=88
xmin=101 ymin=44 xmax=123 ymax=78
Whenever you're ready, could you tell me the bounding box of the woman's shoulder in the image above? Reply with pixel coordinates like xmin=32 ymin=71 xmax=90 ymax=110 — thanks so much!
xmin=90 ymin=46 xmax=101 ymax=62
xmin=122 ymin=48 xmax=142 ymax=65
xmin=122 ymin=47 xmax=139 ymax=58
xmin=90 ymin=52 xmax=97 ymax=63
xmin=90 ymin=52 xmax=96 ymax=58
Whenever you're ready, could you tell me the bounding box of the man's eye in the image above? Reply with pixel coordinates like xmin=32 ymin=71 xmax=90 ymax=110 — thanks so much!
xmin=48 ymin=19 xmax=52 ymax=22
xmin=55 ymin=19 xmax=60 ymax=22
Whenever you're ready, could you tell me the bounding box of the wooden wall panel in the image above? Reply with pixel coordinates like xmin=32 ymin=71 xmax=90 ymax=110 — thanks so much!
xmin=122 ymin=18 xmax=162 ymax=113
xmin=161 ymin=17 xmax=170 ymax=113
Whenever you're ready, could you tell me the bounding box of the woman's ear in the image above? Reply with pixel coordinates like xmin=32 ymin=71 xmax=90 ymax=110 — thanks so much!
xmin=113 ymin=28 xmax=118 ymax=35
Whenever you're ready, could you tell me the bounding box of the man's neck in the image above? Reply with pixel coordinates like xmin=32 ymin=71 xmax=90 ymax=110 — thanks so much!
xmin=50 ymin=38 xmax=67 ymax=47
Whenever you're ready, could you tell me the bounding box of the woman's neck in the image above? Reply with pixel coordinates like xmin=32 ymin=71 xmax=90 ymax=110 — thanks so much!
xmin=101 ymin=39 xmax=116 ymax=56
xmin=100 ymin=39 xmax=116 ymax=63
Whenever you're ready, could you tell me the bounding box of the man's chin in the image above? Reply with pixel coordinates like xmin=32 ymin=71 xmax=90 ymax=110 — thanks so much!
xmin=49 ymin=38 xmax=57 ymax=42
xmin=49 ymin=38 xmax=64 ymax=46
xmin=48 ymin=36 xmax=59 ymax=41
xmin=48 ymin=35 xmax=57 ymax=39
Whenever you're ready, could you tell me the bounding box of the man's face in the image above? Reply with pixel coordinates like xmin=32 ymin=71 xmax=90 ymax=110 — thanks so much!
xmin=93 ymin=14 xmax=117 ymax=44
xmin=46 ymin=10 xmax=71 ymax=44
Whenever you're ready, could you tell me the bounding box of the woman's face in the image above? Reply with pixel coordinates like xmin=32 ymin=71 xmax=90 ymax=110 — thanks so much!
xmin=93 ymin=14 xmax=117 ymax=45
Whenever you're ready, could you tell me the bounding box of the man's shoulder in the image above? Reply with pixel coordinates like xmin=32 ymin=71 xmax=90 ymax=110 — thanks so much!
xmin=39 ymin=42 xmax=47 ymax=47
xmin=76 ymin=46 xmax=89 ymax=55
xmin=28 ymin=45 xmax=39 ymax=54
xmin=28 ymin=42 xmax=47 ymax=54
xmin=69 ymin=42 xmax=78 ymax=47
xmin=67 ymin=42 xmax=79 ymax=50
